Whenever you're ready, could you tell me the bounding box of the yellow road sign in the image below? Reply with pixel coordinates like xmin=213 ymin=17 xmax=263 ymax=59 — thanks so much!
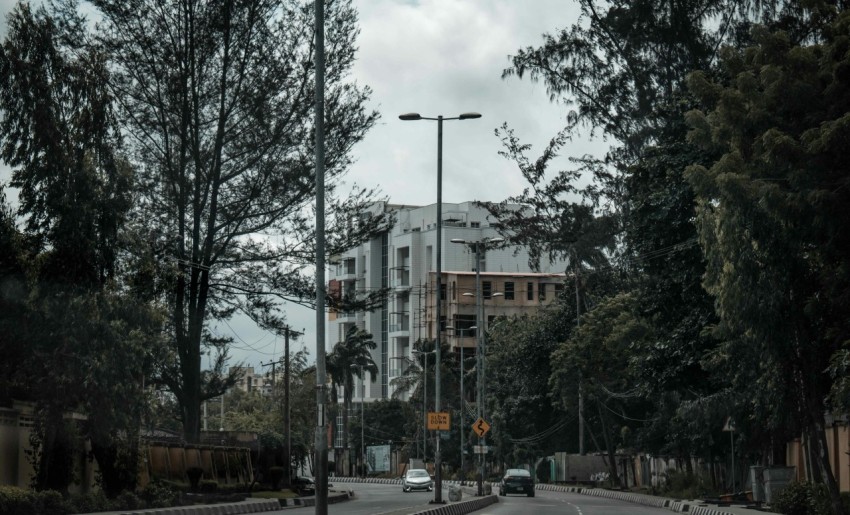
xmin=428 ymin=411 xmax=450 ymax=430
xmin=472 ymin=417 xmax=490 ymax=437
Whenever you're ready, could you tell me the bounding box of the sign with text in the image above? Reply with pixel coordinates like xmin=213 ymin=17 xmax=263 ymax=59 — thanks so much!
xmin=427 ymin=411 xmax=450 ymax=430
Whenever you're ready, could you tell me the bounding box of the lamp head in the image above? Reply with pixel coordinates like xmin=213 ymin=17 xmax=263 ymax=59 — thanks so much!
xmin=399 ymin=113 xmax=422 ymax=121
xmin=459 ymin=112 xmax=482 ymax=120
xmin=450 ymin=238 xmax=467 ymax=244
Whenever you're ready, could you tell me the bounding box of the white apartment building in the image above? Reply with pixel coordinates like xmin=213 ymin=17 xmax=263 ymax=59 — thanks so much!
xmin=327 ymin=201 xmax=568 ymax=407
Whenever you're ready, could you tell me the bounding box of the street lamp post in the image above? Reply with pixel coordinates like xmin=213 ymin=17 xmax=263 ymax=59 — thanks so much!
xmin=452 ymin=237 xmax=503 ymax=496
xmin=400 ymin=111 xmax=481 ymax=503
xmin=413 ymin=348 xmax=437 ymax=462
xmin=351 ymin=365 xmax=365 ymax=477
xmin=453 ymin=325 xmax=475 ymax=480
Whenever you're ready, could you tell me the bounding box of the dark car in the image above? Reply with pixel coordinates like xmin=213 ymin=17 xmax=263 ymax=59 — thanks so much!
xmin=291 ymin=476 xmax=334 ymax=495
xmin=499 ymin=468 xmax=534 ymax=497
xmin=291 ymin=476 xmax=315 ymax=495
xmin=402 ymin=468 xmax=434 ymax=492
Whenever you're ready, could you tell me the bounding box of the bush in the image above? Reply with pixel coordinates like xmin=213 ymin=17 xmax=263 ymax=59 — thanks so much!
xmin=68 ymin=491 xmax=110 ymax=514
xmin=772 ymin=481 xmax=831 ymax=515
xmin=660 ymin=470 xmax=714 ymax=500
xmin=113 ymin=490 xmax=142 ymax=511
xmin=0 ymin=485 xmax=37 ymax=515
xmin=199 ymin=480 xmax=218 ymax=492
xmin=35 ymin=490 xmax=68 ymax=515
xmin=141 ymin=479 xmax=181 ymax=509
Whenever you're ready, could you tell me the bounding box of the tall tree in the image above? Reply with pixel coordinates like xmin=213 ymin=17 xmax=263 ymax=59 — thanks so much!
xmin=486 ymin=309 xmax=573 ymax=468
xmin=326 ymin=326 xmax=378 ymax=475
xmin=53 ymin=0 xmax=390 ymax=442
xmin=685 ymin=10 xmax=850 ymax=512
xmin=0 ymin=2 xmax=163 ymax=494
xmin=550 ymin=292 xmax=653 ymax=487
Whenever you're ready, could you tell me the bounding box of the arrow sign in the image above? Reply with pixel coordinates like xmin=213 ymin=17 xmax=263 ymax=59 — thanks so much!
xmin=472 ymin=417 xmax=490 ymax=437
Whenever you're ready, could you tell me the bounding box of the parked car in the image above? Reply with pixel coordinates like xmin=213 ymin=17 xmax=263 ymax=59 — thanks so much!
xmin=402 ymin=468 xmax=434 ymax=492
xmin=499 ymin=468 xmax=535 ymax=497
xmin=291 ymin=476 xmax=334 ymax=495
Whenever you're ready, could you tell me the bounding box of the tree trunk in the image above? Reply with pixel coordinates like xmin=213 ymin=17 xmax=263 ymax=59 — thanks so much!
xmin=804 ymin=401 xmax=844 ymax=515
xmin=596 ymin=400 xmax=621 ymax=487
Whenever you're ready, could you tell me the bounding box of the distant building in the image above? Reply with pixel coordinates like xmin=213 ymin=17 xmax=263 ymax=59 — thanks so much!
xmin=230 ymin=366 xmax=273 ymax=395
xmin=327 ymin=201 xmax=567 ymax=405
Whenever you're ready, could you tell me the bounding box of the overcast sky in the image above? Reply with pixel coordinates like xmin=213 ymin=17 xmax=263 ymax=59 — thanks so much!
xmin=0 ymin=0 xmax=607 ymax=371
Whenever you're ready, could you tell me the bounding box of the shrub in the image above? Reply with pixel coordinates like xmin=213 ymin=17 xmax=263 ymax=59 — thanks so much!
xmin=113 ymin=490 xmax=142 ymax=511
xmin=657 ymin=470 xmax=716 ymax=500
xmin=772 ymin=481 xmax=831 ymax=515
xmin=68 ymin=491 xmax=110 ymax=514
xmin=0 ymin=485 xmax=37 ymax=515
xmin=199 ymin=480 xmax=218 ymax=492
xmin=35 ymin=490 xmax=68 ymax=515
xmin=141 ymin=479 xmax=181 ymax=508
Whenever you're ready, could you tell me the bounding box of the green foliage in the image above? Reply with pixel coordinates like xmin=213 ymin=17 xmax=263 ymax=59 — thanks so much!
xmin=487 ymin=307 xmax=573 ymax=464
xmin=140 ymin=480 xmax=182 ymax=509
xmin=685 ymin=10 xmax=850 ymax=505
xmin=113 ymin=491 xmax=142 ymax=511
xmin=68 ymin=491 xmax=110 ymax=514
xmin=0 ymin=485 xmax=38 ymax=515
xmin=660 ymin=471 xmax=715 ymax=501
xmin=772 ymin=481 xmax=833 ymax=515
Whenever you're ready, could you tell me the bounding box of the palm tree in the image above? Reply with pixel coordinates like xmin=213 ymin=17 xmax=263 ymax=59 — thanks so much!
xmin=326 ymin=326 xmax=378 ymax=475
xmin=390 ymin=339 xmax=462 ymax=464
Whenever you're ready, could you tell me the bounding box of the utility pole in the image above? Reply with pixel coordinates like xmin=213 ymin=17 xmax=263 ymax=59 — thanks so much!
xmin=314 ymin=0 xmax=328 ymax=512
xmin=263 ymin=326 xmax=302 ymax=487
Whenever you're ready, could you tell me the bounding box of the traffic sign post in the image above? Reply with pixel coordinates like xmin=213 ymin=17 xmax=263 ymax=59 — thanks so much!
xmin=428 ymin=411 xmax=451 ymax=431
xmin=472 ymin=417 xmax=490 ymax=438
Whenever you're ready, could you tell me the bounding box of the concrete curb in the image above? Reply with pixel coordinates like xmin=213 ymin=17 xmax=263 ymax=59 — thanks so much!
xmin=535 ymin=484 xmax=764 ymax=515
xmin=95 ymin=489 xmax=355 ymax=514
xmin=408 ymin=495 xmax=498 ymax=515
xmin=120 ymin=498 xmax=281 ymax=514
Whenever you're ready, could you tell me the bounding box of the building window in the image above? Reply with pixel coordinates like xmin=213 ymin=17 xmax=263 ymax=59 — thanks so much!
xmin=440 ymin=283 xmax=447 ymax=301
xmin=527 ymin=282 xmax=534 ymax=301
xmin=470 ymin=221 xmax=480 ymax=228
xmin=483 ymin=281 xmax=492 ymax=299
xmin=504 ymin=282 xmax=515 ymax=300
xmin=539 ymin=283 xmax=547 ymax=301
xmin=554 ymin=283 xmax=565 ymax=297
xmin=452 ymin=281 xmax=456 ymax=300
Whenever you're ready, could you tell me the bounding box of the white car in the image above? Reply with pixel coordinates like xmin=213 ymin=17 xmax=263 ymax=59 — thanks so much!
xmin=402 ymin=469 xmax=434 ymax=492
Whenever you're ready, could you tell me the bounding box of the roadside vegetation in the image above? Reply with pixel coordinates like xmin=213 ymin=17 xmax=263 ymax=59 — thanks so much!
xmin=3 ymin=1 xmax=850 ymax=514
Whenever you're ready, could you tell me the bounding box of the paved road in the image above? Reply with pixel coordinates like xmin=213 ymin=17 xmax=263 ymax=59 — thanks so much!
xmin=486 ymin=489 xmax=686 ymax=515
xmin=269 ymin=483 xmax=682 ymax=515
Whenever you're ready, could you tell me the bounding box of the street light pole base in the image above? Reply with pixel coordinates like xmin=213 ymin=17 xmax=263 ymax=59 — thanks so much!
xmin=428 ymin=500 xmax=447 ymax=504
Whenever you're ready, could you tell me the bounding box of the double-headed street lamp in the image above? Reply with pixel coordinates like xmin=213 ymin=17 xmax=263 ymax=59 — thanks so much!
xmin=400 ymin=111 xmax=481 ymax=503
xmin=452 ymin=236 xmax=504 ymax=496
